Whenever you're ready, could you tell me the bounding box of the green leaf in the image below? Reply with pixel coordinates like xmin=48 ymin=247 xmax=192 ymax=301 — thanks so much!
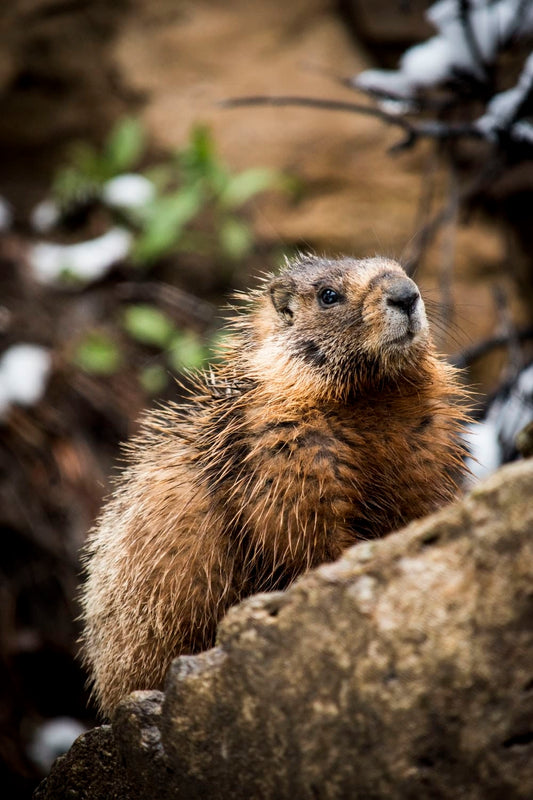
xmin=220 ymin=168 xmax=280 ymax=208
xmin=104 ymin=118 xmax=146 ymax=174
xmin=52 ymin=165 xmax=102 ymax=210
xmin=68 ymin=141 xmax=104 ymax=178
xmin=73 ymin=332 xmax=121 ymax=375
xmin=180 ymin=126 xmax=215 ymax=172
xmin=167 ymin=331 xmax=206 ymax=372
xmin=218 ymin=217 xmax=253 ymax=261
xmin=133 ymin=185 xmax=204 ymax=263
xmin=139 ymin=363 xmax=168 ymax=394
xmin=122 ymin=304 xmax=176 ymax=348
xmin=178 ymin=125 xmax=229 ymax=191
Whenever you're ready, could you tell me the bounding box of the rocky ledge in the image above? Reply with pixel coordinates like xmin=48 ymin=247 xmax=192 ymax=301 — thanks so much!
xmin=35 ymin=459 xmax=533 ymax=800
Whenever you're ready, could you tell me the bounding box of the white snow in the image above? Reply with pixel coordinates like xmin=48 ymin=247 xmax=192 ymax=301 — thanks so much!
xmin=28 ymin=717 xmax=87 ymax=773
xmin=378 ymin=98 xmax=413 ymax=116
xmin=356 ymin=1 xmax=533 ymax=102
xmin=497 ymin=362 xmax=533 ymax=448
xmin=29 ymin=226 xmax=133 ymax=284
xmin=102 ymin=173 xmax=156 ymax=209
xmin=428 ymin=0 xmax=529 ymax=57
xmin=428 ymin=0 xmax=471 ymax=31
xmin=511 ymin=120 xmax=533 ymax=144
xmin=355 ymin=31 xmax=475 ymax=98
xmin=476 ymin=52 xmax=533 ymax=137
xmin=0 ymin=344 xmax=52 ymax=418
xmin=463 ymin=361 xmax=533 ymax=485
xmin=521 ymin=1 xmax=533 ymax=34
xmin=0 ymin=196 xmax=13 ymax=232
xmin=401 ymin=34 xmax=476 ymax=86
xmin=463 ymin=418 xmax=501 ymax=484
xmin=354 ymin=69 xmax=415 ymax=99
xmin=30 ymin=199 xmax=61 ymax=233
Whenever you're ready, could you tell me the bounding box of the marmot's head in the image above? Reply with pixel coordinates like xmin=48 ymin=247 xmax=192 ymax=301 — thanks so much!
xmin=246 ymin=255 xmax=432 ymax=401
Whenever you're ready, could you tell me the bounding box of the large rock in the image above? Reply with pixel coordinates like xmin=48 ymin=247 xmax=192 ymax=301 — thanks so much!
xmin=35 ymin=458 xmax=533 ymax=799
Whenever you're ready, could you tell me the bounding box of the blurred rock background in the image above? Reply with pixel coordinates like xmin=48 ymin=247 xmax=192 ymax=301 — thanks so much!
xmin=1 ymin=2 xmax=532 ymax=796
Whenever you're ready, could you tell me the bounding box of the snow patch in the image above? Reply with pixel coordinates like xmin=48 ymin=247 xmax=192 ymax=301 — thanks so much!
xmin=463 ymin=418 xmax=501 ymax=484
xmin=102 ymin=173 xmax=156 ymax=209
xmin=29 ymin=227 xmax=132 ymax=284
xmin=30 ymin=199 xmax=61 ymax=233
xmin=402 ymin=34 xmax=475 ymax=86
xmin=356 ymin=0 xmax=533 ymax=112
xmin=0 ymin=344 xmax=52 ymax=418
xmin=28 ymin=717 xmax=87 ymax=773
xmin=354 ymin=69 xmax=415 ymax=100
xmin=476 ymin=52 xmax=533 ymax=138
xmin=464 ymin=361 xmax=533 ymax=484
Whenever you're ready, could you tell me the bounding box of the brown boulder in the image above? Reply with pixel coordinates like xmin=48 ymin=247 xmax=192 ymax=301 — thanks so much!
xmin=35 ymin=458 xmax=533 ymax=799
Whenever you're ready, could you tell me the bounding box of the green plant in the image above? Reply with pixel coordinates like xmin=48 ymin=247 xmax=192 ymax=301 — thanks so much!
xmin=73 ymin=331 xmax=122 ymax=375
xmin=72 ymin=304 xmax=212 ymax=393
xmin=51 ymin=120 xmax=291 ymax=270
xmin=53 ymin=118 xmax=146 ymax=210
xmin=123 ymin=302 xmax=208 ymax=376
xmin=133 ymin=125 xmax=290 ymax=265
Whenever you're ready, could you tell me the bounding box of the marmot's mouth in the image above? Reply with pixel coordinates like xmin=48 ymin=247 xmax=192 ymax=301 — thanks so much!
xmin=388 ymin=329 xmax=416 ymax=346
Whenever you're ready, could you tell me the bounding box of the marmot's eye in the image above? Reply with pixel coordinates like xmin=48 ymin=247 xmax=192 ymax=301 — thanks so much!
xmin=319 ymin=288 xmax=341 ymax=307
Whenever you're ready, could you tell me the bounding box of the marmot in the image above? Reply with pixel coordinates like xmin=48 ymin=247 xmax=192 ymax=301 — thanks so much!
xmin=81 ymin=254 xmax=469 ymax=715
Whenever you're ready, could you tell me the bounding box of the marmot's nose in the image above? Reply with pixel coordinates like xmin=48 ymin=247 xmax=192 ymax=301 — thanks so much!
xmin=386 ymin=281 xmax=420 ymax=316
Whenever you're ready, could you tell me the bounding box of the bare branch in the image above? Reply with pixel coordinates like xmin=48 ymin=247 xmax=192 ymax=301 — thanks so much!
xmin=403 ymin=155 xmax=505 ymax=277
xmin=493 ymin=284 xmax=524 ymax=379
xmin=458 ymin=0 xmax=489 ymax=80
xmin=221 ymin=96 xmax=483 ymax=150
xmin=435 ymin=165 xmax=460 ymax=349
xmin=449 ymin=327 xmax=533 ymax=369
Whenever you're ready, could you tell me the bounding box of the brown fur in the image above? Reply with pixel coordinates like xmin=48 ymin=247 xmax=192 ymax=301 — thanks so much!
xmin=80 ymin=255 xmax=469 ymax=715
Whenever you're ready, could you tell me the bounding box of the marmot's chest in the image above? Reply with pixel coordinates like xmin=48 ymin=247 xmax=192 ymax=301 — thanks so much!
xmin=327 ymin=404 xmax=446 ymax=521
xmin=237 ymin=402 xmax=440 ymax=515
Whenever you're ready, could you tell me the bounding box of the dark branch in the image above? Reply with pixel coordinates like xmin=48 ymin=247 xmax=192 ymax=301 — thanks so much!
xmin=507 ymin=0 xmax=533 ymax=45
xmin=458 ymin=0 xmax=488 ymax=80
xmin=221 ymin=96 xmax=483 ymax=150
xmin=403 ymin=154 xmax=505 ymax=277
xmin=449 ymin=327 xmax=533 ymax=369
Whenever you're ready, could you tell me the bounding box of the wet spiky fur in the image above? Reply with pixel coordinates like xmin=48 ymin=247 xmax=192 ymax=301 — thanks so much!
xmin=81 ymin=254 xmax=470 ymax=715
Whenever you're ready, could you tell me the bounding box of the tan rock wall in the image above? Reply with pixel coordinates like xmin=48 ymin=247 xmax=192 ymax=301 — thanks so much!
xmin=0 ymin=0 xmax=525 ymax=385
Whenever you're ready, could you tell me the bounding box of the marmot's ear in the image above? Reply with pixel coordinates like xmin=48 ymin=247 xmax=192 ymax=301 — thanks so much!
xmin=270 ymin=278 xmax=296 ymax=325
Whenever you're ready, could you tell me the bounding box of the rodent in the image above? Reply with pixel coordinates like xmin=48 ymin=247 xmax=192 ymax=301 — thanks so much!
xmin=80 ymin=254 xmax=469 ymax=716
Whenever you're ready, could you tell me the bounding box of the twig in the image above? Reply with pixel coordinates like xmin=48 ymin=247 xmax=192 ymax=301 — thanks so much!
xmin=403 ymin=154 xmax=505 ymax=276
xmin=436 ymin=164 xmax=460 ymax=348
xmin=507 ymin=0 xmax=533 ymax=45
xmin=493 ymin=285 xmax=523 ymax=379
xmin=449 ymin=327 xmax=533 ymax=368
xmin=220 ymin=96 xmax=483 ymax=150
xmin=117 ymin=282 xmax=215 ymax=327
xmin=401 ymin=149 xmax=440 ymax=277
xmin=458 ymin=0 xmax=488 ymax=81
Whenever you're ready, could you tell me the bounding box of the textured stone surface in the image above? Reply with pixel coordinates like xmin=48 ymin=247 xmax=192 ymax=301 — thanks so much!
xmin=35 ymin=458 xmax=533 ymax=799
xmin=32 ymin=725 xmax=133 ymax=800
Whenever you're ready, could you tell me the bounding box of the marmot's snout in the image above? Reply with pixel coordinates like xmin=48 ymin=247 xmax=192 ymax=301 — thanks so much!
xmin=361 ymin=270 xmax=428 ymax=357
xmin=385 ymin=279 xmax=420 ymax=317
xmin=382 ymin=275 xmax=427 ymax=345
